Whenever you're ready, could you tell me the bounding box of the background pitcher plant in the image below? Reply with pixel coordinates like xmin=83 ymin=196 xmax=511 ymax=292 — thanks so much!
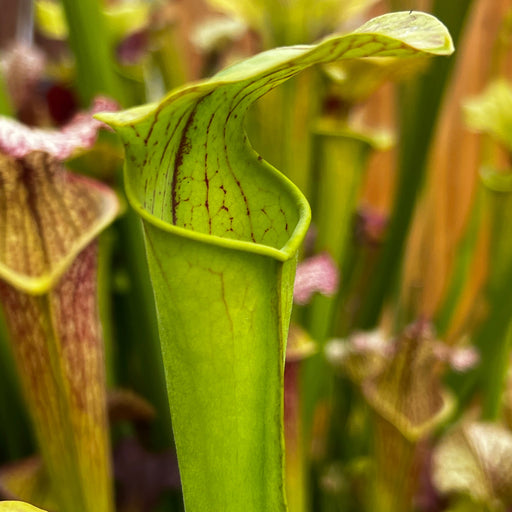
xmin=0 ymin=101 xmax=119 ymax=512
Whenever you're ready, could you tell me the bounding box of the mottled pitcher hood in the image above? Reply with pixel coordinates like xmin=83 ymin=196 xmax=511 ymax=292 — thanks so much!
xmin=96 ymin=11 xmax=453 ymax=263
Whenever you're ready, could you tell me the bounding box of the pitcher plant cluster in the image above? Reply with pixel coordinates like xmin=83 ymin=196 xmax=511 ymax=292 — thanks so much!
xmin=0 ymin=1 xmax=512 ymax=512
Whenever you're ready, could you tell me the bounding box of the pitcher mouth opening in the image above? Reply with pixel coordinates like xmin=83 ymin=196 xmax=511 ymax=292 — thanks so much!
xmin=123 ymin=158 xmax=311 ymax=263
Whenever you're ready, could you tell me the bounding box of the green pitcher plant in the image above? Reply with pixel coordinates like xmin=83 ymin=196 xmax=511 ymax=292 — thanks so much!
xmin=0 ymin=99 xmax=119 ymax=512
xmin=97 ymin=11 xmax=453 ymax=511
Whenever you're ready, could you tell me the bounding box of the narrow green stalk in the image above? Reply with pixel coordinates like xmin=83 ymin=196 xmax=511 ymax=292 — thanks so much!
xmin=151 ymin=20 xmax=188 ymax=92
xmin=284 ymin=327 xmax=316 ymax=512
xmin=356 ymin=0 xmax=474 ymax=329
xmin=446 ymin=77 xmax=512 ymax=420
xmin=285 ymin=359 xmax=308 ymax=512
xmin=281 ymin=72 xmax=322 ymax=199
xmin=448 ymin=272 xmax=512 ymax=420
xmin=450 ymin=169 xmax=512 ymax=420
xmin=302 ymin=127 xmax=376 ymax=455
xmin=97 ymin=229 xmax=116 ymax=388
xmin=308 ymin=128 xmax=376 ymax=342
xmin=482 ymin=316 xmax=512 ymax=420
xmin=435 ymin=186 xmax=483 ymax=335
xmin=60 ymin=0 xmax=126 ymax=105
xmin=477 ymin=178 xmax=512 ymax=422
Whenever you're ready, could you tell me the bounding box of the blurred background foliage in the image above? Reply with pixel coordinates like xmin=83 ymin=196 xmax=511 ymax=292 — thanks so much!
xmin=2 ymin=0 xmax=512 ymax=511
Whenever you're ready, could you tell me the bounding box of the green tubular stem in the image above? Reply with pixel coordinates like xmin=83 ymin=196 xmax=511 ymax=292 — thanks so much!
xmin=448 ymin=277 xmax=512 ymax=421
xmin=284 ymin=358 xmax=310 ymax=512
xmin=143 ymin=223 xmax=295 ymax=511
xmin=301 ymin=131 xmax=373 ymax=454
xmin=151 ymin=23 xmax=188 ymax=92
xmin=435 ymin=186 xmax=483 ymax=335
xmin=481 ymin=316 xmax=512 ymax=420
xmin=448 ymin=174 xmax=512 ymax=420
xmin=60 ymin=0 xmax=126 ymax=106
xmin=308 ymin=131 xmax=373 ymax=342
xmin=355 ymin=0 xmax=474 ymax=329
xmin=479 ymin=176 xmax=512 ymax=420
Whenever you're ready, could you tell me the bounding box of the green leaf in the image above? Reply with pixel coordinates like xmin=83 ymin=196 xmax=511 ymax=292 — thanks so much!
xmin=0 ymin=502 xmax=48 ymax=512
xmin=59 ymin=0 xmax=126 ymax=106
xmin=97 ymin=11 xmax=453 ymax=511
